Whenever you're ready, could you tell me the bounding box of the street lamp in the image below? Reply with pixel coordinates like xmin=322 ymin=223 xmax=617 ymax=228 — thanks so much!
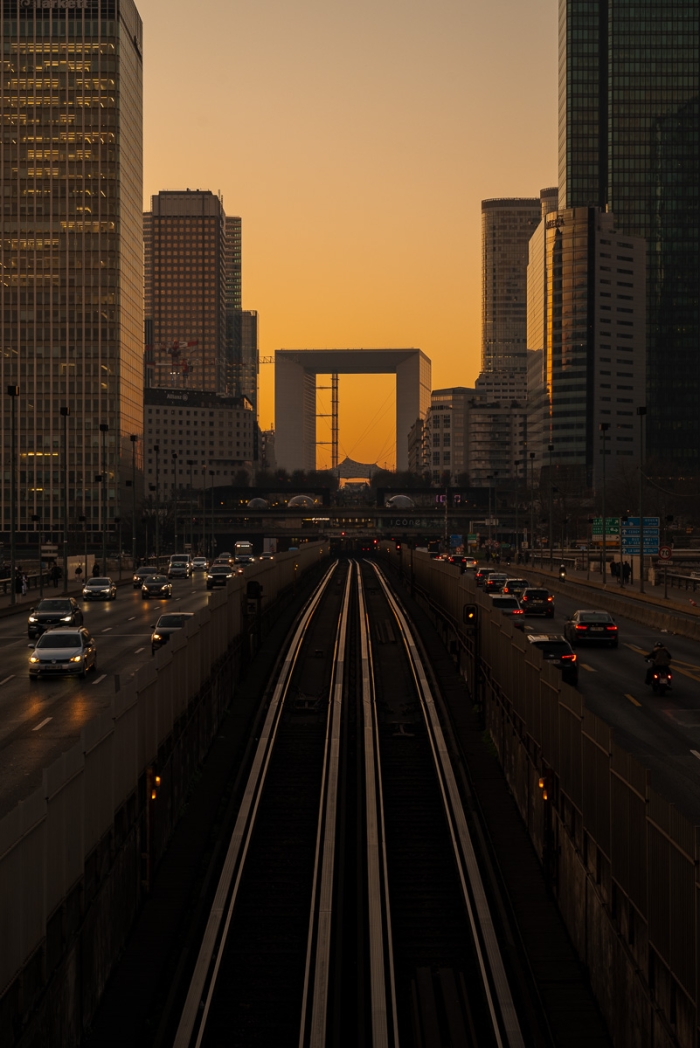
xmin=114 ymin=517 xmax=122 ymax=580
xmin=79 ymin=514 xmax=87 ymax=580
xmin=99 ymin=423 xmax=108 ymax=571
xmin=130 ymin=434 xmax=138 ymax=570
xmin=60 ymin=406 xmax=70 ymax=593
xmin=172 ymin=452 xmax=178 ymax=553
xmin=637 ymin=406 xmax=647 ymax=593
xmin=529 ymin=452 xmax=536 ymax=559
xmin=208 ymin=469 xmax=215 ymax=559
xmin=7 ymin=386 xmax=19 ymax=605
xmin=599 ymin=423 xmax=610 ymax=585
xmin=31 ymin=512 xmax=42 ymax=597
xmin=187 ymin=459 xmax=195 ymax=552
xmin=153 ymin=444 xmax=160 ymax=566
xmin=547 ymin=442 xmax=554 ymax=570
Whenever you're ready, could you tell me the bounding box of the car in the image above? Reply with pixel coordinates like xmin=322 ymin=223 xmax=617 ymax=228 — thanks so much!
xmin=192 ymin=557 xmax=208 ymax=571
xmin=526 ymin=634 xmax=579 ymax=686
xmin=213 ymin=555 xmax=234 ymax=568
xmin=474 ymin=568 xmax=494 ymax=588
xmin=565 ymin=609 xmax=619 ymax=648
xmin=151 ymin=612 xmax=195 ymax=654
xmin=29 ymin=627 xmax=97 ymax=679
xmin=141 ymin=575 xmax=173 ymax=600
xmin=82 ymin=577 xmax=117 ymax=601
xmin=520 ymin=587 xmax=555 ymax=617
xmin=207 ymin=564 xmax=234 ymax=590
xmin=133 ymin=566 xmax=160 ymax=588
xmin=27 ymin=598 xmax=83 ymax=639
xmin=483 ymin=573 xmax=509 ymax=594
xmin=502 ymin=578 xmax=530 ymax=597
xmin=168 ymin=559 xmax=192 ymax=579
xmin=489 ymin=594 xmax=525 ymax=624
xmin=258 ymin=552 xmax=274 ymax=561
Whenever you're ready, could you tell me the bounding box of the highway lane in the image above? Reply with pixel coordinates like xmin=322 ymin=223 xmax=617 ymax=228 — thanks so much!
xmin=519 ymin=585 xmax=700 ymax=822
xmin=0 ymin=572 xmax=210 ymax=819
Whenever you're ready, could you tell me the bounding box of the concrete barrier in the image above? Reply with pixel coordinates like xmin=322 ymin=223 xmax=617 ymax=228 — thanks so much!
xmin=0 ymin=542 xmax=328 ymax=1047
xmin=383 ymin=546 xmax=699 ymax=1048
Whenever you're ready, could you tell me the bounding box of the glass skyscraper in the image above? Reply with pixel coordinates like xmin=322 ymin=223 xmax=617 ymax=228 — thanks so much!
xmin=1 ymin=0 xmax=143 ymax=539
xmin=559 ymin=0 xmax=699 ymax=464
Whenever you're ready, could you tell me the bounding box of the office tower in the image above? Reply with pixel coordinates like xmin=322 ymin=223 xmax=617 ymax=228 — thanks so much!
xmin=144 ymin=190 xmax=228 ymax=393
xmin=559 ymin=0 xmax=699 ymax=463
xmin=143 ymin=389 xmax=255 ymax=494
xmin=0 ymin=0 xmax=143 ymax=541
xmin=526 ymin=188 xmax=559 ymax=470
xmin=481 ymin=197 xmax=542 ymax=375
xmin=527 ymin=207 xmax=646 ymax=489
xmin=425 ymin=388 xmax=474 ymax=483
xmin=225 ymin=216 xmax=242 ymax=312
xmin=230 ymin=309 xmax=259 ymax=411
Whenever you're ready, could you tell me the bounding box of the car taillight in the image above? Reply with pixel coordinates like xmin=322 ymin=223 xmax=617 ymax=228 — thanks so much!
xmin=547 ymin=596 xmax=553 ymax=602
xmin=575 ymin=624 xmax=587 ymax=630
xmin=606 ymin=625 xmax=618 ymax=631
xmin=561 ymin=653 xmax=576 ymax=661
xmin=513 ymin=609 xmax=524 ymax=615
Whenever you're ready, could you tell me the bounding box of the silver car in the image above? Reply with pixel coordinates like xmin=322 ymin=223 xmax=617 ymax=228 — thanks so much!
xmin=82 ymin=577 xmax=117 ymax=601
xmin=29 ymin=627 xmax=97 ymax=679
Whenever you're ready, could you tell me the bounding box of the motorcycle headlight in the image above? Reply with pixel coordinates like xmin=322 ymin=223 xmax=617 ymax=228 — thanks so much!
xmin=70 ymin=654 xmax=84 ymax=663
xmin=29 ymin=655 xmax=40 ymax=663
xmin=61 ymin=616 xmax=72 ymax=622
xmin=29 ymin=616 xmax=37 ymax=623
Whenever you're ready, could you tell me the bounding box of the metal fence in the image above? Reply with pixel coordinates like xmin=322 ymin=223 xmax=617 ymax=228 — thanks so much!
xmin=389 ymin=546 xmax=699 ymax=1048
xmin=0 ymin=543 xmax=328 ymax=1019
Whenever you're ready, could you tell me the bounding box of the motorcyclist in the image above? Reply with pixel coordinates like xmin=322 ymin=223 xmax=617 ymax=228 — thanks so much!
xmin=559 ymin=562 xmax=567 ymax=579
xmin=645 ymin=642 xmax=672 ymax=685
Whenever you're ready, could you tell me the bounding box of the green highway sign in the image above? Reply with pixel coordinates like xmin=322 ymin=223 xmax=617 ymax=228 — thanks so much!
xmin=592 ymin=517 xmax=620 ymax=535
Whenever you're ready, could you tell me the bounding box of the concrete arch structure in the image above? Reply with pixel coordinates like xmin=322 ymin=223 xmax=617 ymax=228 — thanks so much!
xmin=274 ymin=349 xmax=431 ymax=472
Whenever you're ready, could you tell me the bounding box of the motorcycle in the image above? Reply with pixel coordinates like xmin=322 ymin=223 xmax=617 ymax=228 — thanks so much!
xmin=559 ymin=565 xmax=567 ymax=580
xmin=646 ymin=659 xmax=672 ymax=696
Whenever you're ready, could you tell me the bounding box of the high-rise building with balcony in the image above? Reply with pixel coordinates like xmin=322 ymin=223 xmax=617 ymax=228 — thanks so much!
xmin=0 ymin=0 xmax=143 ymax=541
xmin=559 ymin=0 xmax=699 ymax=464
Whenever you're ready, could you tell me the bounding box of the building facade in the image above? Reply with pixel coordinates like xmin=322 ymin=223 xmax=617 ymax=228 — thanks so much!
xmin=143 ymin=388 xmax=255 ymax=496
xmin=0 ymin=0 xmax=143 ymax=540
xmin=559 ymin=0 xmax=699 ymax=464
xmin=424 ymin=388 xmax=473 ymax=483
xmin=527 ymin=206 xmax=646 ymax=489
xmin=481 ymin=197 xmax=542 ymax=376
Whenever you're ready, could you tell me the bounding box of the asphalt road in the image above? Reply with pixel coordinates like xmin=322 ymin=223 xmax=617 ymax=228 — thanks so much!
xmin=518 ymin=584 xmax=700 ymax=823
xmin=0 ymin=571 xmax=211 ymax=819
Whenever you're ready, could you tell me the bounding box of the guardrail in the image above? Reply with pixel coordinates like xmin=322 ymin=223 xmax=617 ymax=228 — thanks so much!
xmin=0 ymin=542 xmax=329 ymax=1047
xmin=384 ymin=545 xmax=699 ymax=1048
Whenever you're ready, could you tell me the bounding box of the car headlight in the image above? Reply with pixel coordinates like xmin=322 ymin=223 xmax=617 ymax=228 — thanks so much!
xmin=61 ymin=616 xmax=72 ymax=622
xmin=29 ymin=616 xmax=37 ymax=623
xmin=29 ymin=656 xmax=39 ymax=663
xmin=70 ymin=654 xmax=84 ymax=663
xmin=152 ymin=633 xmax=162 ymax=641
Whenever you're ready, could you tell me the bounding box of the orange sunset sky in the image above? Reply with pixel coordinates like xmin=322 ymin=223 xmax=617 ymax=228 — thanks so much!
xmin=140 ymin=0 xmax=558 ymax=469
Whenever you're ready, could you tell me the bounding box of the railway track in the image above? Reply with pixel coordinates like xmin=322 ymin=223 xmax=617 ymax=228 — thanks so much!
xmin=173 ymin=558 xmax=526 ymax=1048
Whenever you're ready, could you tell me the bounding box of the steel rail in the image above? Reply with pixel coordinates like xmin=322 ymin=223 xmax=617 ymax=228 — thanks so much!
xmin=298 ymin=564 xmax=353 ymax=1047
xmin=356 ymin=561 xmax=400 ymax=1047
xmin=173 ymin=561 xmax=339 ymax=1048
xmin=371 ymin=563 xmax=526 ymax=1048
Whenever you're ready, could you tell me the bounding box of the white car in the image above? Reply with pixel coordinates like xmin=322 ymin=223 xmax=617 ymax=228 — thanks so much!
xmin=192 ymin=557 xmax=209 ymax=571
xmin=82 ymin=577 xmax=117 ymax=601
xmin=29 ymin=628 xmax=97 ymax=679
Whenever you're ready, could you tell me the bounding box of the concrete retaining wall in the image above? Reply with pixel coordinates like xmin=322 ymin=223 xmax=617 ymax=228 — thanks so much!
xmin=0 ymin=543 xmax=328 ymax=1047
xmin=385 ymin=546 xmax=699 ymax=1048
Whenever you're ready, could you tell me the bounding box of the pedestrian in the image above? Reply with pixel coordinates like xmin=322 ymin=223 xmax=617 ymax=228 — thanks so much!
xmin=75 ymin=565 xmax=83 ymax=583
xmin=623 ymin=561 xmax=631 ymax=583
xmin=21 ymin=573 xmax=28 ymax=597
xmin=92 ymin=561 xmax=101 ymax=577
xmin=14 ymin=569 xmax=22 ymax=600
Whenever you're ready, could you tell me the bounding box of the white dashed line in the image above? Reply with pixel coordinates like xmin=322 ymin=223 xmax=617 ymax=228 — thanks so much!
xmin=33 ymin=717 xmax=52 ymax=731
xmin=0 ymin=675 xmax=15 ymax=686
xmin=581 ymin=663 xmax=596 ymax=673
xmin=134 ymin=647 xmax=145 ymax=654
xmin=128 ymin=616 xmax=136 ymax=621
xmin=92 ymin=674 xmax=106 ymax=685
xmin=691 ymin=750 xmax=700 ymax=761
xmin=102 ymin=627 xmax=112 ymax=633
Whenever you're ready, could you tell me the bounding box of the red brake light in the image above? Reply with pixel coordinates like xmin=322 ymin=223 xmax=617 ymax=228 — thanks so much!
xmin=547 ymin=596 xmax=553 ymax=602
xmin=560 ymin=653 xmax=576 ymax=661
xmin=606 ymin=625 xmax=618 ymax=631
xmin=513 ymin=609 xmax=524 ymax=615
xmin=575 ymin=624 xmax=587 ymax=630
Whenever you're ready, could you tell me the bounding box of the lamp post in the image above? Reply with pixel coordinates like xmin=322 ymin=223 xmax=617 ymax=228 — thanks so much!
xmin=547 ymin=442 xmax=554 ymax=570
xmin=529 ymin=452 xmax=535 ymax=559
xmin=209 ymin=469 xmax=215 ymax=559
xmin=94 ymin=475 xmax=103 ymax=571
xmin=153 ymin=444 xmax=160 ymax=567
xmin=60 ymin=406 xmax=70 ymax=593
xmin=99 ymin=423 xmax=108 ymax=572
xmin=79 ymin=514 xmax=87 ymax=580
xmin=31 ymin=512 xmax=42 ymax=597
xmin=187 ymin=459 xmax=194 ymax=552
xmin=172 ymin=452 xmax=178 ymax=553
xmin=514 ymin=460 xmax=520 ymax=558
xmin=114 ymin=517 xmax=122 ymax=580
xmin=7 ymin=386 xmax=19 ymax=605
xmin=130 ymin=434 xmax=138 ymax=569
xmin=599 ymin=423 xmax=610 ymax=585
xmin=637 ymin=406 xmax=647 ymax=593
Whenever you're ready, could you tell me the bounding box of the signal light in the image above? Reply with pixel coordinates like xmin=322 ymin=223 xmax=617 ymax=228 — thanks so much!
xmin=462 ymin=604 xmax=478 ymax=628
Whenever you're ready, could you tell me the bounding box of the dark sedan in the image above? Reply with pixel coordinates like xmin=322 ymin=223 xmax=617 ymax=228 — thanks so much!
xmin=520 ymin=588 xmax=555 ymax=618
xmin=28 ymin=598 xmax=83 ymax=639
xmin=133 ymin=566 xmax=160 ymax=589
xmin=141 ymin=575 xmax=173 ymax=600
xmin=483 ymin=573 xmax=508 ymax=594
xmin=565 ymin=609 xmax=619 ymax=648
xmin=206 ymin=564 xmax=234 ymax=590
xmin=526 ymin=634 xmax=579 ymax=686
xmin=151 ymin=612 xmax=195 ymax=654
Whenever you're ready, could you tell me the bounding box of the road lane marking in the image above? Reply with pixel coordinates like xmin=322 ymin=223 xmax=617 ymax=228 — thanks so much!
xmin=691 ymin=750 xmax=700 ymax=761
xmin=92 ymin=674 xmax=106 ymax=685
xmin=626 ymin=643 xmax=647 ymax=655
xmin=581 ymin=663 xmax=596 ymax=672
xmin=0 ymin=675 xmax=15 ymax=686
xmin=102 ymin=627 xmax=112 ymax=633
xmin=134 ymin=647 xmax=144 ymax=654
xmin=33 ymin=717 xmax=52 ymax=731
xmin=128 ymin=616 xmax=136 ymax=621
xmin=625 ymin=693 xmax=641 ymax=707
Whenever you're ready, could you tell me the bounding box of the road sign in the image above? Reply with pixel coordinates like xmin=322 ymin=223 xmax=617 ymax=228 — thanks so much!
xmin=658 ymin=545 xmax=673 ymax=560
xmin=41 ymin=544 xmax=58 ymax=554
xmin=592 ymin=517 xmax=620 ymax=535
